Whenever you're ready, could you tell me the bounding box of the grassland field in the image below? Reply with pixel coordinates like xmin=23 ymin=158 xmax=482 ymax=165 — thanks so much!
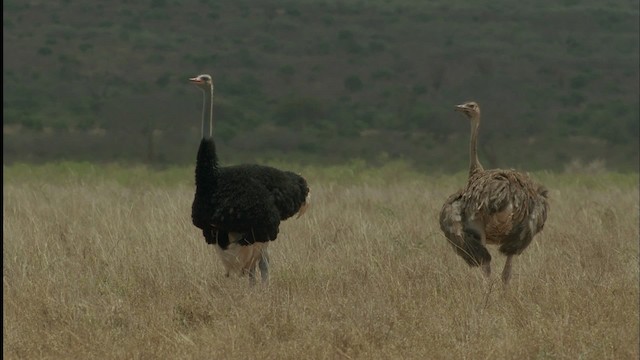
xmin=3 ymin=162 xmax=639 ymax=359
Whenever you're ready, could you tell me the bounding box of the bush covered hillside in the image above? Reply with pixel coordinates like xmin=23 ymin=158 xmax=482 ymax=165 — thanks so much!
xmin=3 ymin=0 xmax=639 ymax=171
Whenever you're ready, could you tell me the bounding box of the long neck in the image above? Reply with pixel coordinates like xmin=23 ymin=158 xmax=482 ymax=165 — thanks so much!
xmin=196 ymin=85 xmax=218 ymax=193
xmin=468 ymin=115 xmax=484 ymax=176
xmin=195 ymin=138 xmax=218 ymax=194
xmin=201 ymin=85 xmax=214 ymax=139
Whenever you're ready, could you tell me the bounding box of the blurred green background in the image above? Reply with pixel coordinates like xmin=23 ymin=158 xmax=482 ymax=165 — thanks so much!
xmin=3 ymin=0 xmax=639 ymax=172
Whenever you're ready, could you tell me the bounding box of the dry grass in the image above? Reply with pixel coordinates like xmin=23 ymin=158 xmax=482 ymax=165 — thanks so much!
xmin=3 ymin=166 xmax=639 ymax=359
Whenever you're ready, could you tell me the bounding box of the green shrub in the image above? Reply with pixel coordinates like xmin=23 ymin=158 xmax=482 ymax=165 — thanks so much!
xmin=368 ymin=41 xmax=386 ymax=53
xmin=260 ymin=36 xmax=279 ymax=53
xmin=38 ymin=47 xmax=52 ymax=56
xmin=150 ymin=0 xmax=166 ymax=8
xmin=236 ymin=48 xmax=256 ymax=68
xmin=156 ymin=74 xmax=171 ymax=87
xmin=371 ymin=69 xmax=392 ymax=80
xmin=79 ymin=43 xmax=93 ymax=52
xmin=285 ymin=6 xmax=301 ymax=16
xmin=559 ymin=92 xmax=585 ymax=107
xmin=338 ymin=29 xmax=353 ymax=41
xmin=344 ymin=75 xmax=363 ymax=92
xmin=278 ymin=65 xmax=296 ymax=79
xmin=273 ymin=97 xmax=326 ymax=126
xmin=146 ymin=53 xmax=165 ymax=64
xmin=569 ymin=75 xmax=587 ymax=89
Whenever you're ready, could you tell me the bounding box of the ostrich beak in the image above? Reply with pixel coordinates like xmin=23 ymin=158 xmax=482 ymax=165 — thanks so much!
xmin=189 ymin=77 xmax=203 ymax=84
xmin=454 ymin=104 xmax=467 ymax=112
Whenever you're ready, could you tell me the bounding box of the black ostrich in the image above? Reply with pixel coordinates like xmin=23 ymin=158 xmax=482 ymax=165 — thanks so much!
xmin=189 ymin=74 xmax=310 ymax=285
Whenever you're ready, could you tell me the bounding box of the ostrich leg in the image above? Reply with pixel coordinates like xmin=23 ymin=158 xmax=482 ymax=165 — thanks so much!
xmin=248 ymin=266 xmax=257 ymax=286
xmin=259 ymin=249 xmax=270 ymax=284
xmin=501 ymin=255 xmax=514 ymax=285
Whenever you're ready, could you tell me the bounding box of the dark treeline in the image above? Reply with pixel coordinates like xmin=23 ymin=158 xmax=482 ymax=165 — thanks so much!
xmin=3 ymin=0 xmax=639 ymax=172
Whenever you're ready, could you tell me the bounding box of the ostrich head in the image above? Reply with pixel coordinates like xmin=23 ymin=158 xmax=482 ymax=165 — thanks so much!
xmin=455 ymin=101 xmax=480 ymax=119
xmin=189 ymin=74 xmax=213 ymax=91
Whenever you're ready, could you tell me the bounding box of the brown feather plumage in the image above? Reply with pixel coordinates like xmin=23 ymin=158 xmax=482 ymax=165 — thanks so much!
xmin=462 ymin=169 xmax=548 ymax=246
xmin=439 ymin=101 xmax=549 ymax=284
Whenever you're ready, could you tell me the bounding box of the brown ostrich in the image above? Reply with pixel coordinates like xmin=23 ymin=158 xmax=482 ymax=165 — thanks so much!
xmin=439 ymin=101 xmax=549 ymax=285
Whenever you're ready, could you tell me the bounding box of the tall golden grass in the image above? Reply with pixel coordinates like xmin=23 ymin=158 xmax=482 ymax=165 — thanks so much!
xmin=3 ymin=164 xmax=639 ymax=359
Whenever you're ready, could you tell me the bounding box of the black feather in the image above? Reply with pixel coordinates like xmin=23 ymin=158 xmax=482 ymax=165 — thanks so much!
xmin=191 ymin=139 xmax=218 ymax=231
xmin=223 ymin=164 xmax=309 ymax=220
xmin=191 ymin=138 xmax=309 ymax=247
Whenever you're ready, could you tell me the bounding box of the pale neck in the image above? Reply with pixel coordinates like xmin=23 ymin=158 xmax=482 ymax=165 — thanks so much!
xmin=468 ymin=115 xmax=484 ymax=176
xmin=201 ymin=85 xmax=214 ymax=139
